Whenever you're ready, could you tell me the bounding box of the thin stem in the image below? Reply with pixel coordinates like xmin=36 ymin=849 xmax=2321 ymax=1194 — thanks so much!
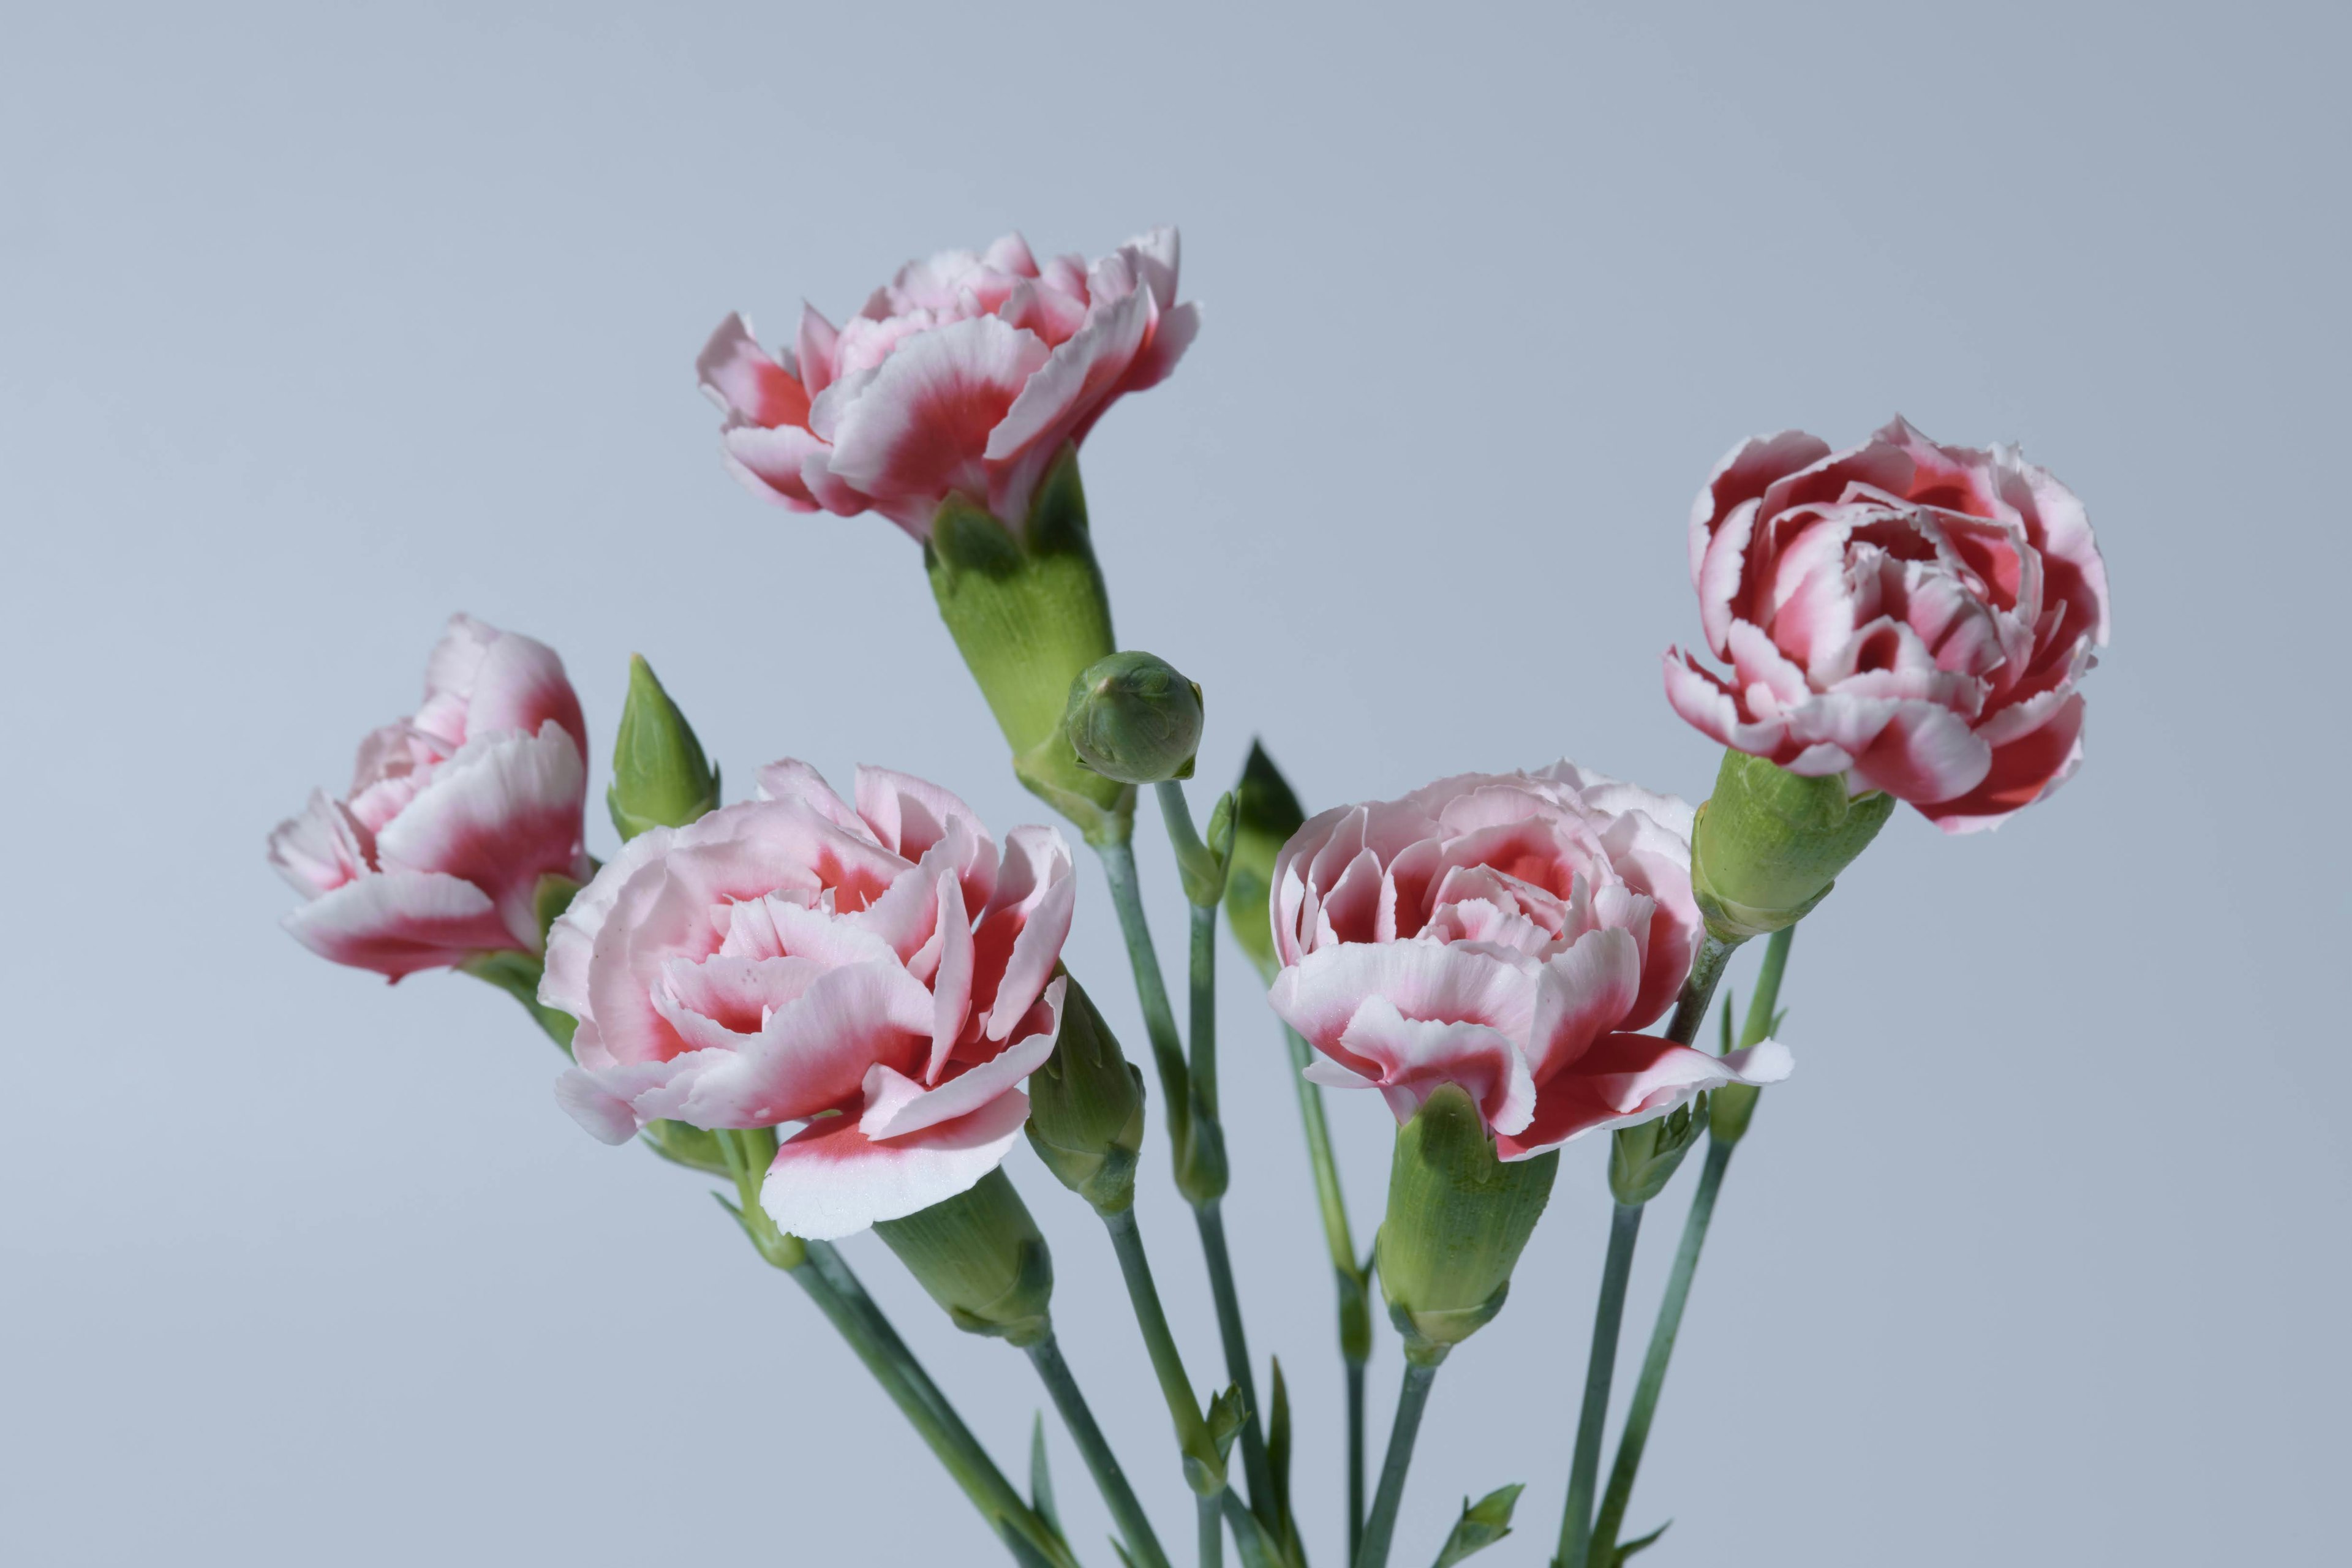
xmin=1590 ymin=1140 xmax=1731 ymax=1566
xmin=1096 ymin=840 xmax=1191 ymax=1150
xmin=1355 ymin=1358 xmax=1441 ymax=1568
xmin=1557 ymin=1202 xmax=1645 ymax=1568
xmin=1196 ymin=1201 xmax=1278 ymax=1526
xmin=1663 ymin=933 xmax=1740 ymax=1046
xmin=1028 ymin=1332 xmax=1175 ymax=1568
xmin=1198 ymin=1494 xmax=1224 ymax=1568
xmin=1743 ymin=925 xmax=1793 ymax=1045
xmin=1102 ymin=1206 xmax=1216 ymax=1472
xmin=1188 ymin=901 xmax=1219 ymax=1118
xmin=1346 ymin=1357 xmax=1367 ymax=1565
xmin=788 ymin=1246 xmax=1073 ymax=1568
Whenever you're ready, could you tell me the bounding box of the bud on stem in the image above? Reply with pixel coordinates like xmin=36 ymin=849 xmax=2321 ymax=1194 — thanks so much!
xmin=1376 ymin=1086 xmax=1559 ymax=1365
xmin=1607 ymin=1096 xmax=1709 ymax=1207
xmin=1689 ymin=750 xmax=1893 ymax=943
xmin=1026 ymin=977 xmax=1148 ymax=1216
xmin=1066 ymin=651 xmax=1205 ymax=785
xmin=608 ymin=655 xmax=720 ymax=841
xmin=1222 ymin=741 xmax=1306 ymax=984
xmin=873 ymin=1168 xmax=1055 ymax=1348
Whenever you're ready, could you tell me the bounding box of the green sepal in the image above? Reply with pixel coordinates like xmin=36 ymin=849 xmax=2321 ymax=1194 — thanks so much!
xmin=1376 ymin=1085 xmax=1559 ymax=1361
xmin=925 ymin=447 xmax=1133 ymax=846
xmin=874 ymin=1168 xmax=1055 ymax=1348
xmin=638 ymin=1118 xmax=731 ymax=1175
xmin=1173 ymin=1103 xmax=1230 ymax=1207
xmin=1222 ymin=740 xmax=1307 ymax=984
xmin=1184 ymin=1382 xmax=1247 ymax=1495
xmin=1432 ymin=1482 xmax=1524 ymax=1567
xmin=1170 ymin=788 xmax=1235 ymax=907
xmin=1265 ymin=1359 xmax=1297 ymax=1558
xmin=1607 ymin=1096 xmax=1709 ymax=1207
xmin=1690 ymin=750 xmax=1893 ymax=943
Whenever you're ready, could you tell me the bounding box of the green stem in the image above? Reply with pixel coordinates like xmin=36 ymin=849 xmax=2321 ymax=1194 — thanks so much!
xmin=1346 ymin=1356 xmax=1367 ymax=1565
xmin=1355 ymin=1357 xmax=1441 ymax=1568
xmin=1197 ymin=1200 xmax=1278 ymax=1526
xmin=1028 ymin=1331 xmax=1175 ymax=1568
xmin=1589 ymin=925 xmax=1793 ymax=1566
xmin=1280 ymin=1021 xmax=1373 ymax=1555
xmin=1558 ymin=1202 xmax=1645 ymax=1568
xmin=1189 ymin=900 xmax=1220 ymax=1120
xmin=1096 ymin=840 xmax=1192 ymax=1158
xmin=1662 ymin=933 xmax=1740 ymax=1046
xmin=1199 ymin=1494 xmax=1226 ymax=1568
xmin=1589 ymin=1140 xmax=1730 ymax=1567
xmin=1102 ymin=1205 xmax=1219 ymax=1485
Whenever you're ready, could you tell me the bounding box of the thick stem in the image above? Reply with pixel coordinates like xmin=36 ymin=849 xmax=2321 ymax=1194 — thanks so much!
xmin=1590 ymin=1140 xmax=1732 ymax=1566
xmin=1558 ymin=1202 xmax=1645 ymax=1568
xmin=1196 ymin=1201 xmax=1278 ymax=1526
xmin=788 ymin=1245 xmax=1072 ymax=1568
xmin=1096 ymin=840 xmax=1191 ymax=1158
xmin=1663 ymin=933 xmax=1741 ymax=1046
xmin=1102 ymin=1206 xmax=1217 ymax=1478
xmin=1028 ymin=1332 xmax=1175 ymax=1568
xmin=1199 ymin=1494 xmax=1224 ymax=1568
xmin=1346 ymin=1355 xmax=1367 ymax=1565
xmin=1354 ymin=1358 xmax=1441 ymax=1568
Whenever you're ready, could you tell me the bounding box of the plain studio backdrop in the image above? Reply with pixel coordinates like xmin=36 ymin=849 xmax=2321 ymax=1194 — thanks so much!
xmin=4 ymin=2 xmax=2345 ymax=1564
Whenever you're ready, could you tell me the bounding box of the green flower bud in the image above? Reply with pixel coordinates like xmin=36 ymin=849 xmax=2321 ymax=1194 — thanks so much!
xmin=1607 ymin=1096 xmax=1709 ymax=1206
xmin=1024 ymin=978 xmax=1147 ymax=1215
xmin=926 ymin=447 xmax=1133 ymax=846
xmin=873 ymin=1168 xmax=1054 ymax=1348
xmin=1689 ymin=750 xmax=1894 ymax=943
xmin=1375 ymin=1086 xmax=1559 ymax=1365
xmin=1064 ymin=650 xmax=1204 ymax=785
xmin=608 ymin=655 xmax=720 ymax=841
xmin=1221 ymin=741 xmax=1306 ymax=984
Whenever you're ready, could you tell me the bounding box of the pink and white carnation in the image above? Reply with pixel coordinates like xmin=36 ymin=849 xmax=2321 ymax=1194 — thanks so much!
xmin=541 ymin=760 xmax=1076 ymax=1240
xmin=698 ymin=227 xmax=1199 ymax=538
xmin=1665 ymin=418 xmax=2111 ymax=832
xmin=266 ymin=614 xmax=591 ymax=979
xmin=1266 ymin=764 xmax=1790 ymax=1159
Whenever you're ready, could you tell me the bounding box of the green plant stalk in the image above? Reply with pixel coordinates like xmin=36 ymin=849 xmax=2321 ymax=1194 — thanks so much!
xmin=1558 ymin=1203 xmax=1644 ymax=1568
xmin=1200 ymin=1495 xmax=1226 ymax=1568
xmin=1355 ymin=1358 xmax=1442 ymax=1568
xmin=1097 ymin=827 xmax=1278 ymax=1531
xmin=1590 ymin=925 xmax=1794 ymax=1566
xmin=1028 ymin=1331 xmax=1175 ymax=1568
xmin=1102 ymin=1205 xmax=1221 ymax=1493
xmin=1554 ymin=933 xmax=1740 ymax=1567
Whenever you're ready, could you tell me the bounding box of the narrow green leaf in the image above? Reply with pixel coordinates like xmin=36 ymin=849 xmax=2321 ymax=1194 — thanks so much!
xmin=1430 ymin=1482 xmax=1522 ymax=1567
xmin=1029 ymin=1412 xmax=1063 ymax=1542
xmin=1221 ymin=1491 xmax=1290 ymax=1568
xmin=1719 ymin=989 xmax=1735 ymax=1054
xmin=1615 ymin=1519 xmax=1672 ymax=1561
xmin=1109 ymin=1539 xmax=1139 ymax=1568
xmin=1267 ymin=1357 xmax=1294 ymax=1530
xmin=998 ymin=1520 xmax=1058 ymax=1568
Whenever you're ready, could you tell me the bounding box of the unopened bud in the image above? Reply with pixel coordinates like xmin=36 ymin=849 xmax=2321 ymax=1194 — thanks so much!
xmin=1025 ymin=978 xmax=1147 ymax=1215
xmin=1065 ymin=651 xmax=1204 ymax=785
xmin=1690 ymin=750 xmax=1893 ymax=943
xmin=1222 ymin=742 xmax=1305 ymax=982
xmin=1607 ymin=1096 xmax=1709 ymax=1206
xmin=608 ymin=655 xmax=720 ymax=840
xmin=1375 ymin=1086 xmax=1559 ymax=1364
xmin=872 ymin=1168 xmax=1054 ymax=1347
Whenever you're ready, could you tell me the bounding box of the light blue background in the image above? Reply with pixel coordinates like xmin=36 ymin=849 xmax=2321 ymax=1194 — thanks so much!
xmin=4 ymin=2 xmax=2344 ymax=1564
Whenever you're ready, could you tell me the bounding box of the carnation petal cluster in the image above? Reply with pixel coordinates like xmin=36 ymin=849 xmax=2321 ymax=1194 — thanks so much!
xmin=1664 ymin=418 xmax=2111 ymax=832
xmin=698 ymin=228 xmax=1199 ymax=538
xmin=1266 ymin=764 xmax=1790 ymax=1159
xmin=266 ymin=614 xmax=591 ymax=978
xmin=541 ymin=760 xmax=1076 ymax=1240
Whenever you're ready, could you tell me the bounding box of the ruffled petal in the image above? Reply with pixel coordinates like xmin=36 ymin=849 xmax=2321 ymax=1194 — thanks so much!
xmin=1495 ymin=1033 xmax=1793 ymax=1159
xmin=281 ymin=869 xmax=515 ymax=978
xmin=761 ymin=1091 xmax=1031 ymax=1241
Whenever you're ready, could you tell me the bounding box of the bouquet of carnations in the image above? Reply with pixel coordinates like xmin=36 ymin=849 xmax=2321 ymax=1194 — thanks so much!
xmin=268 ymin=225 xmax=2108 ymax=1568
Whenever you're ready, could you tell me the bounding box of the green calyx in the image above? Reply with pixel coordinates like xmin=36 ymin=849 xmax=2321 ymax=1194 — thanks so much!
xmin=1607 ymin=1096 xmax=1709 ymax=1207
xmin=1221 ymin=740 xmax=1306 ymax=984
xmin=607 ymin=654 xmax=720 ymax=842
xmin=1024 ymin=977 xmax=1148 ymax=1215
xmin=1065 ymin=650 xmax=1204 ymax=785
xmin=874 ymin=1167 xmax=1055 ymax=1348
xmin=925 ymin=446 xmax=1133 ymax=846
xmin=1375 ymin=1085 xmax=1559 ymax=1364
xmin=1689 ymin=750 xmax=1894 ymax=943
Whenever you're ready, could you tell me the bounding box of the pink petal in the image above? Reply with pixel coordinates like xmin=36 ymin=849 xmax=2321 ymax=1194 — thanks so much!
xmin=761 ymin=1091 xmax=1032 ymax=1242
xmin=855 ymin=764 xmax=997 ymax=906
xmin=698 ymin=312 xmax=813 ymax=430
xmin=1268 ymin=940 xmax=1537 ymax=1077
xmin=1838 ymin=696 xmax=1994 ymax=805
xmin=755 ymin=758 xmax=875 ymax=841
xmin=863 ymin=978 xmax=1065 ymax=1140
xmin=1330 ymin=995 xmax=1537 ymax=1135
xmin=372 ymin=722 xmax=588 ymax=948
xmin=722 ymin=423 xmax=832 ymax=510
xmin=824 ymin=315 xmax=1051 ymax=511
xmin=1913 ymin=693 xmax=2088 ymax=834
xmin=980 ymin=857 xmax=1074 ymax=1042
xmin=1525 ymin=927 xmax=1642 ymax=1085
xmin=462 ymin=630 xmax=587 ymax=760
xmin=1495 ymin=1032 xmax=1793 ymax=1159
xmin=796 ymin=304 xmax=842 ymax=399
xmin=268 ymin=790 xmax=368 ymax=899
xmin=281 ymin=869 xmax=516 ymax=979
xmin=658 ymin=960 xmax=933 ymax=1130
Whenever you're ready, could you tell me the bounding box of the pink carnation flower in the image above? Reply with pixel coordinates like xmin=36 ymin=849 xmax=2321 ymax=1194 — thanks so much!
xmin=698 ymin=228 xmax=1198 ymax=537
xmin=541 ymin=761 xmax=1075 ymax=1240
xmin=1267 ymin=764 xmax=1789 ymax=1159
xmin=267 ymin=614 xmax=590 ymax=979
xmin=1665 ymin=418 xmax=2111 ymax=831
